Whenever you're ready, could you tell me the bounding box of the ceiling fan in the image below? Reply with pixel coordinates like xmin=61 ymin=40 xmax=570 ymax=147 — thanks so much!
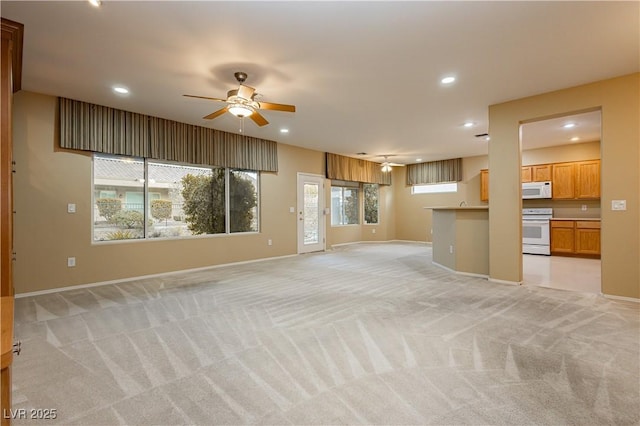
xmin=183 ymin=71 xmax=296 ymax=127
xmin=379 ymin=155 xmax=405 ymax=172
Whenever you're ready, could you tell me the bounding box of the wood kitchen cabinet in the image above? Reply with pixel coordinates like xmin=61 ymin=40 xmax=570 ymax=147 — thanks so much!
xmin=550 ymin=220 xmax=575 ymax=254
xmin=551 ymin=219 xmax=600 ymax=257
xmin=575 ymin=160 xmax=600 ymax=199
xmin=552 ymin=160 xmax=600 ymax=199
xmin=480 ymin=169 xmax=489 ymax=202
xmin=552 ymin=162 xmax=576 ymax=199
xmin=575 ymin=221 xmax=601 ymax=255
xmin=522 ymin=164 xmax=552 ymax=183
xmin=480 ymin=160 xmax=599 ymax=202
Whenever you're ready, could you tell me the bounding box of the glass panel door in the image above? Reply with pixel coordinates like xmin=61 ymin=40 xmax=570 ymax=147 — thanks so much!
xmin=297 ymin=174 xmax=325 ymax=253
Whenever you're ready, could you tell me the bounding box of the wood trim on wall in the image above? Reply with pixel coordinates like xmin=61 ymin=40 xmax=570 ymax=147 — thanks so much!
xmin=1 ymin=17 xmax=24 ymax=426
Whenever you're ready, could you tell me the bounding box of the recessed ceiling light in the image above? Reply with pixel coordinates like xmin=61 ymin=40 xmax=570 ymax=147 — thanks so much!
xmin=112 ymin=86 xmax=129 ymax=94
xmin=280 ymin=128 xmax=289 ymax=133
xmin=463 ymin=121 xmax=474 ymax=128
xmin=441 ymin=76 xmax=456 ymax=84
xmin=88 ymin=0 xmax=102 ymax=7
xmin=563 ymin=123 xmax=576 ymax=129
xmin=570 ymin=136 xmax=580 ymax=142
xmin=416 ymin=158 xmax=422 ymax=162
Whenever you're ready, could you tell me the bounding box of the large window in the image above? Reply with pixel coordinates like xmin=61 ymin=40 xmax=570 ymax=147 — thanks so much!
xmin=363 ymin=184 xmax=379 ymax=224
xmin=331 ymin=185 xmax=359 ymax=225
xmin=93 ymin=155 xmax=259 ymax=241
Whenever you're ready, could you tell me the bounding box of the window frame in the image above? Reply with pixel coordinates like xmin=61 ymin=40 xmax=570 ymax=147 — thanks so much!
xmin=92 ymin=154 xmax=260 ymax=243
xmin=411 ymin=182 xmax=459 ymax=194
xmin=362 ymin=183 xmax=380 ymax=225
xmin=330 ymin=184 xmax=360 ymax=226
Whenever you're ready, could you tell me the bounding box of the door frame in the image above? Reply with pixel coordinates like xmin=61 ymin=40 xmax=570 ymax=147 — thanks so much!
xmin=296 ymin=172 xmax=326 ymax=254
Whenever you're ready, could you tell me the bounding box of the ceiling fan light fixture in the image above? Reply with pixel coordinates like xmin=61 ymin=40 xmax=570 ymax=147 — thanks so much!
xmin=381 ymin=163 xmax=393 ymax=173
xmin=228 ymin=103 xmax=255 ymax=118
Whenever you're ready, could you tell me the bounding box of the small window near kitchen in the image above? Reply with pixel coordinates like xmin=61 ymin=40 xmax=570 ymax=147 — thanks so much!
xmin=411 ymin=182 xmax=458 ymax=194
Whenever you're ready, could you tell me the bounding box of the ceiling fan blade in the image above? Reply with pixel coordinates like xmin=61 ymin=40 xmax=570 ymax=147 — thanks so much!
xmin=258 ymin=101 xmax=296 ymax=112
xmin=184 ymin=94 xmax=227 ymax=102
xmin=203 ymin=107 xmax=228 ymax=120
xmin=237 ymin=84 xmax=255 ymax=100
xmin=249 ymin=111 xmax=269 ymax=127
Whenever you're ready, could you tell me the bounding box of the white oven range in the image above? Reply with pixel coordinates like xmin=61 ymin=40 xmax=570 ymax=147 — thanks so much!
xmin=522 ymin=208 xmax=553 ymax=255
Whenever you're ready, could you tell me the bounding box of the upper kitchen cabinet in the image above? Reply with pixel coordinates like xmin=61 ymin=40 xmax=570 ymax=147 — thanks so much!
xmin=552 ymin=162 xmax=576 ymax=199
xmin=522 ymin=164 xmax=552 ymax=183
xmin=552 ymin=160 xmax=600 ymax=199
xmin=575 ymin=160 xmax=601 ymax=199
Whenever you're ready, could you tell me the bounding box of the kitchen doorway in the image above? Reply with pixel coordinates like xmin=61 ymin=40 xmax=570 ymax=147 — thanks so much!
xmin=519 ymin=110 xmax=602 ymax=294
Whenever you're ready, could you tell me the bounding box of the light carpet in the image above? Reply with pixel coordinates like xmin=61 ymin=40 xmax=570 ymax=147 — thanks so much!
xmin=10 ymin=243 xmax=640 ymax=425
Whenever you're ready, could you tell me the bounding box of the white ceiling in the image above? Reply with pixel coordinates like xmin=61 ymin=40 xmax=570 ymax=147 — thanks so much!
xmin=2 ymin=1 xmax=637 ymax=164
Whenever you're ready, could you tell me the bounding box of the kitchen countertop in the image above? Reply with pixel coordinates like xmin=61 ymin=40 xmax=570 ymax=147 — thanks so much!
xmin=425 ymin=206 xmax=489 ymax=210
xmin=551 ymin=217 xmax=601 ymax=221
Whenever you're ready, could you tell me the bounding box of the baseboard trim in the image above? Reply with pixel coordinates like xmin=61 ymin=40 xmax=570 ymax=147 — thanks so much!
xmin=432 ymin=261 xmax=488 ymax=279
xmin=603 ymin=293 xmax=640 ymax=303
xmin=488 ymin=277 xmax=522 ymax=286
xmin=15 ymin=253 xmax=298 ymax=298
xmin=331 ymin=240 xmax=428 ymax=249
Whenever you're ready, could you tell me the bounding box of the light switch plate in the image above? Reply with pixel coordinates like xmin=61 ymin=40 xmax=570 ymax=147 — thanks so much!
xmin=67 ymin=203 xmax=76 ymax=213
xmin=289 ymin=207 xmax=295 ymax=213
xmin=611 ymin=200 xmax=627 ymax=211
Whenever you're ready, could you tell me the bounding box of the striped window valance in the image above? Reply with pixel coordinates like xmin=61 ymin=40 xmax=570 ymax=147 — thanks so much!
xmin=59 ymin=97 xmax=278 ymax=172
xmin=406 ymin=158 xmax=463 ymax=185
xmin=325 ymin=153 xmax=392 ymax=185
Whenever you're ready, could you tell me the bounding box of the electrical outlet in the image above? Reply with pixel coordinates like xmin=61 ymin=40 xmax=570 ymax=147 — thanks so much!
xmin=449 ymin=245 xmax=454 ymax=254
xmin=581 ymin=205 xmax=587 ymax=211
xmin=67 ymin=257 xmax=76 ymax=267
xmin=372 ymin=229 xmax=376 ymax=234
xmin=268 ymin=239 xmax=273 ymax=246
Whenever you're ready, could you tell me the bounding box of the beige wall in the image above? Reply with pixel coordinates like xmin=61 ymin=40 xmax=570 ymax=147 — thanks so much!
xmin=12 ymin=91 xmax=397 ymax=294
xmin=12 ymin=92 xmax=330 ymax=294
xmin=394 ymin=156 xmax=488 ymax=243
xmin=522 ymin=140 xmax=600 ymax=165
xmin=488 ymin=73 xmax=639 ymax=298
xmin=13 ymin=73 xmax=638 ymax=299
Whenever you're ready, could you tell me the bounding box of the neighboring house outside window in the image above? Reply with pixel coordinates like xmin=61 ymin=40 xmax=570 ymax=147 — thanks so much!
xmin=331 ymin=185 xmax=359 ymax=225
xmin=93 ymin=154 xmax=259 ymax=241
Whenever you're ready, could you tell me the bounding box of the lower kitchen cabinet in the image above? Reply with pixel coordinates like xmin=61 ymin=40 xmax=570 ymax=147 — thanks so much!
xmin=550 ymin=219 xmax=600 ymax=257
xmin=550 ymin=221 xmax=575 ymax=253
xmin=575 ymin=221 xmax=601 ymax=255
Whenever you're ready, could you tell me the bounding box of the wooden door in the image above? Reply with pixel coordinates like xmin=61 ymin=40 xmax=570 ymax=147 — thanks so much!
xmin=575 ymin=160 xmax=600 ymax=199
xmin=552 ymin=163 xmax=575 ymax=199
xmin=1 ymin=18 xmax=23 ymax=426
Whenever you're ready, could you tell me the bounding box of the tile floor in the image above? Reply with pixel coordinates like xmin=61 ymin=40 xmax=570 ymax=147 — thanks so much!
xmin=523 ymin=254 xmax=601 ymax=294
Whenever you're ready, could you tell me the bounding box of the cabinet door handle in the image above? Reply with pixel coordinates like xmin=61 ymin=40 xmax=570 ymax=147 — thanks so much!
xmin=13 ymin=341 xmax=21 ymax=356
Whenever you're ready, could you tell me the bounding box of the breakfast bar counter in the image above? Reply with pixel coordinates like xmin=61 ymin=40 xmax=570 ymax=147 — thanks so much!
xmin=425 ymin=206 xmax=489 ymax=277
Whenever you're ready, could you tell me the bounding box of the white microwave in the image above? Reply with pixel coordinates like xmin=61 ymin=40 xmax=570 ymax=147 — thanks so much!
xmin=522 ymin=181 xmax=552 ymax=199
